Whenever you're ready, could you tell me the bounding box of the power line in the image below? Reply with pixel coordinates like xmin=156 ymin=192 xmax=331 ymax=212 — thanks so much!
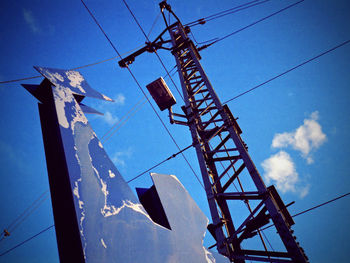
xmin=0 ymin=144 xmax=197 ymax=254
xmin=0 ymin=55 xmax=122 ymax=85
xmin=185 ymin=0 xmax=270 ymax=27
xmin=162 ymin=65 xmax=177 ymax=80
xmin=0 ymin=0 xmax=304 ymax=87
xmin=223 ymin=39 xmax=350 ymax=104
xmin=147 ymin=11 xmax=161 ymax=38
xmin=0 ymin=191 xmax=49 ymax=242
xmin=0 ymin=225 xmax=54 ymax=257
xmin=2 ymin=191 xmax=349 ymax=257
xmin=0 ymin=0 xmax=303 ymax=86
xmin=292 ymin=192 xmax=350 ymax=218
xmin=102 ymin=101 xmax=147 ymax=143
xmin=0 ymin=143 xmax=196 ymax=255
xmin=0 ymin=1 xmax=270 ymax=85
xmin=100 ymin=97 xmax=146 ymax=143
xmin=127 ymin=143 xmax=194 ymax=183
xmin=0 ymin=6 xmax=162 ymax=85
xmin=259 ymin=192 xmax=350 ymax=232
xmin=80 ymin=0 xmax=204 ymax=188
xmin=121 ymin=0 xmax=184 ymax=101
xmin=0 ymin=1 xmax=266 ymax=85
xmin=207 ymin=0 xmax=304 ymax=46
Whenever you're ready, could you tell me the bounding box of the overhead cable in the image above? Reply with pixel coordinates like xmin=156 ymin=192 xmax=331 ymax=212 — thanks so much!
xmin=0 ymin=144 xmax=196 ymax=255
xmin=185 ymin=0 xmax=270 ymax=27
xmin=2 ymin=191 xmax=349 ymax=257
xmin=147 ymin=11 xmax=161 ymax=38
xmin=223 ymin=39 xmax=350 ymax=104
xmin=0 ymin=0 xmax=301 ymax=86
xmin=121 ymin=0 xmax=184 ymax=101
xmin=0 ymin=55 xmax=121 ymax=85
xmin=0 ymin=8 xmax=162 ymax=85
xmin=0 ymin=191 xmax=49 ymax=242
xmin=292 ymin=192 xmax=350 ymax=217
xmin=0 ymin=225 xmax=54 ymax=257
xmin=126 ymin=143 xmax=194 ymax=183
xmin=259 ymin=192 xmax=350 ymax=232
xmin=205 ymin=0 xmax=304 ymax=47
xmin=80 ymin=0 xmax=204 ymax=188
xmin=100 ymin=97 xmax=147 ymax=143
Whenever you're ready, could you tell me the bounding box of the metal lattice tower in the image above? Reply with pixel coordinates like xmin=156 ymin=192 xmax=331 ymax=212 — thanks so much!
xmin=119 ymin=2 xmax=309 ymax=262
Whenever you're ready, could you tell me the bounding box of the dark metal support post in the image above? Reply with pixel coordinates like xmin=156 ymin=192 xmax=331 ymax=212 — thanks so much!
xmin=36 ymin=80 xmax=85 ymax=263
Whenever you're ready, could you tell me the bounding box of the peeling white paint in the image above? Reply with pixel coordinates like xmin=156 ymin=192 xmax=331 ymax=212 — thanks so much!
xmin=101 ymin=238 xmax=107 ymax=249
xmin=66 ymin=70 xmax=86 ymax=93
xmin=100 ymin=178 xmax=108 ymax=196
xmin=71 ymin=104 xmax=88 ymax=134
xmin=101 ymin=200 xmax=153 ymax=222
xmin=203 ymin=247 xmax=215 ymax=263
xmin=108 ymin=170 xmax=115 ymax=178
xmin=40 ymin=69 xmax=59 ymax=85
xmin=92 ymin=165 xmax=99 ymax=179
xmin=73 ymin=181 xmax=80 ymax=199
xmin=102 ymin=94 xmax=113 ymax=101
xmin=53 ymin=84 xmax=73 ymax=129
xmin=53 ymin=72 xmax=64 ymax=82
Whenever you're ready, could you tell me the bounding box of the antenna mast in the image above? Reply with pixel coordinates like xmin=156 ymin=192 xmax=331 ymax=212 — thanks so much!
xmin=119 ymin=1 xmax=309 ymax=262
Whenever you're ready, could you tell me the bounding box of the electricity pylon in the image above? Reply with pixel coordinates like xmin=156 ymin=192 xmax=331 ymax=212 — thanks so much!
xmin=119 ymin=1 xmax=309 ymax=262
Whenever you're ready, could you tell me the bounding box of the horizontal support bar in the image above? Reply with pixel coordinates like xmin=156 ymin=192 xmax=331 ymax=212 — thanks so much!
xmin=217 ymin=192 xmax=263 ymax=200
xmin=212 ymin=155 xmax=241 ymax=162
xmin=235 ymin=255 xmax=293 ymax=263
xmin=186 ymin=79 xmax=203 ymax=86
xmin=241 ymin=249 xmax=291 ymax=258
xmin=172 ymin=112 xmax=187 ymax=118
xmin=209 ymin=148 xmax=238 ymax=154
xmin=201 ymin=119 xmax=224 ymax=127
xmin=171 ymin=120 xmax=188 ymax=126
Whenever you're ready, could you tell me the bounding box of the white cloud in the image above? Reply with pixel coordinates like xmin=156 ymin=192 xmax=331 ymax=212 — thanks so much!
xmin=272 ymin=111 xmax=326 ymax=164
xmin=114 ymin=94 xmax=125 ymax=105
xmin=112 ymin=148 xmax=133 ymax=167
xmin=299 ymin=184 xmax=310 ymax=199
xmin=262 ymin=151 xmax=298 ymax=193
xmin=261 ymin=151 xmax=309 ymax=198
xmin=94 ymin=93 xmax=125 ymax=125
xmin=22 ymin=8 xmax=40 ymax=33
xmin=102 ymin=111 xmax=119 ymax=126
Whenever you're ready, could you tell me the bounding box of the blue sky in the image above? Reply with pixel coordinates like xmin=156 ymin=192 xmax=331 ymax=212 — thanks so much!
xmin=0 ymin=0 xmax=349 ymax=262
